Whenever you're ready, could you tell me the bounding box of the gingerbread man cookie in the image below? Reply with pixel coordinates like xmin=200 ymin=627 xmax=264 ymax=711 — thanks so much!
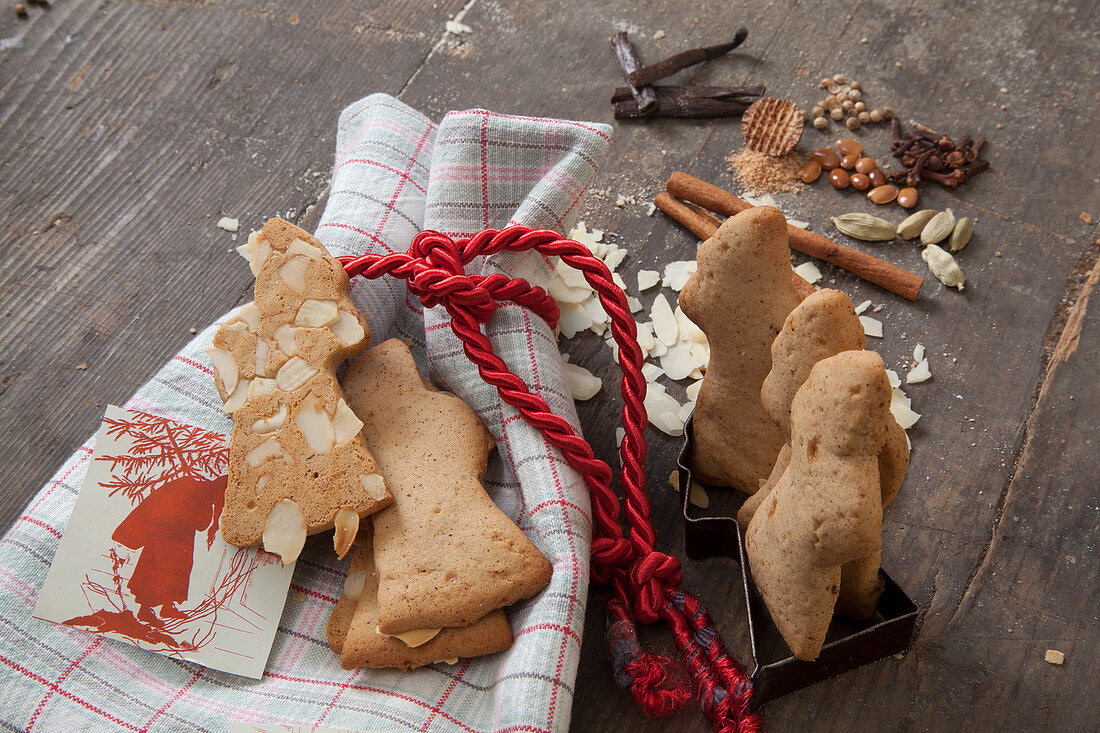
xmin=342 ymin=339 xmax=552 ymax=635
xmin=208 ymin=218 xmax=391 ymax=563
xmin=679 ymin=206 xmax=802 ymax=492
xmin=745 ymin=350 xmax=890 ymax=660
xmin=737 ymin=290 xmax=909 ymax=618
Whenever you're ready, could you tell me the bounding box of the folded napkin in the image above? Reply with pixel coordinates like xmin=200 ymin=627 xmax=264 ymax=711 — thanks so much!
xmin=0 ymin=94 xmax=612 ymax=732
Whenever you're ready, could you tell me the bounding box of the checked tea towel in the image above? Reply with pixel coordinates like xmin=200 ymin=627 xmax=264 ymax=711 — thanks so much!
xmin=0 ymin=93 xmax=612 ymax=732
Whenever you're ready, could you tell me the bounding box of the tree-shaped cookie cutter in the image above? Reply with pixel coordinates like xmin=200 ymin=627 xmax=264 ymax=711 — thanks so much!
xmin=676 ymin=413 xmax=919 ymax=703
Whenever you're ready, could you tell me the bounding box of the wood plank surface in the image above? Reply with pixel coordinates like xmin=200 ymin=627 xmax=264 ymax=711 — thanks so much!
xmin=2 ymin=0 xmax=1098 ymax=730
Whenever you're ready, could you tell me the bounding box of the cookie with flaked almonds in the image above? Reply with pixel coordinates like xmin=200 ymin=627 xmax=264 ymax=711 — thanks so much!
xmin=208 ymin=218 xmax=391 ymax=563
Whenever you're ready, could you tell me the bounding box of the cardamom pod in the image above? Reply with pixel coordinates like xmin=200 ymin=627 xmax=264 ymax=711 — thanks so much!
xmin=921 ymin=244 xmax=966 ymax=290
xmin=897 ymin=209 xmax=938 ymax=240
xmin=949 ymin=217 xmax=973 ymax=252
xmin=920 ymin=208 xmax=955 ymax=245
xmin=831 ymin=213 xmax=897 ymax=241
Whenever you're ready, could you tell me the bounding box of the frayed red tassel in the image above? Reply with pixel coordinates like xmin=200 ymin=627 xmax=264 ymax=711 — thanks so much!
xmin=625 ymin=651 xmax=692 ymax=718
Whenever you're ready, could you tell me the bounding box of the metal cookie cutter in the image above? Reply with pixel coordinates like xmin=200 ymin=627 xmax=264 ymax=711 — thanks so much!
xmin=676 ymin=415 xmax=919 ymax=703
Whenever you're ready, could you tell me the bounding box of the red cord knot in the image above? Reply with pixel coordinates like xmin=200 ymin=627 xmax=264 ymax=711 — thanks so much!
xmin=591 ymin=536 xmax=634 ymax=569
xmin=632 ymin=550 xmax=682 ymax=588
xmin=400 ymin=231 xmax=496 ymax=322
xmin=631 ymin=551 xmax=683 ymax=624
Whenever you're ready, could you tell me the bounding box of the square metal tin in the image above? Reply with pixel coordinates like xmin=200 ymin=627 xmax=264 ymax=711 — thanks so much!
xmin=676 ymin=415 xmax=919 ymax=704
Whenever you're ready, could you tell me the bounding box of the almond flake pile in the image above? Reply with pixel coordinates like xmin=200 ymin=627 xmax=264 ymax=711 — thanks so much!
xmin=548 ymin=222 xmax=710 ymax=437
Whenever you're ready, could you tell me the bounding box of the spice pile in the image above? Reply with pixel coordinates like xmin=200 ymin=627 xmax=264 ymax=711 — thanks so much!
xmin=799 ymin=138 xmax=918 ymax=208
xmin=808 ymin=74 xmax=894 ymax=132
xmin=828 ymin=207 xmax=973 ymax=290
xmin=728 ymin=148 xmax=808 ymax=195
xmin=888 ymin=120 xmax=989 ymax=190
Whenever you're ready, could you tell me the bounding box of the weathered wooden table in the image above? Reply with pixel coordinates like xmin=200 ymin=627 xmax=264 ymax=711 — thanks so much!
xmin=2 ymin=0 xmax=1097 ymax=729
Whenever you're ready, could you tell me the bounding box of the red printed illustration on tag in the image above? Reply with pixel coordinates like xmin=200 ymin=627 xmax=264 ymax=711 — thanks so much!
xmin=34 ymin=407 xmax=294 ymax=678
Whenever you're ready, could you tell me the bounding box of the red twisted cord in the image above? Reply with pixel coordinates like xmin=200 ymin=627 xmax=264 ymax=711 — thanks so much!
xmin=339 ymin=226 xmax=758 ymax=730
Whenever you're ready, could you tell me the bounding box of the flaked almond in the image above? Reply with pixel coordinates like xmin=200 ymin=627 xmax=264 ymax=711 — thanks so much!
xmin=359 ymin=474 xmax=387 ymax=500
xmin=246 ymin=438 xmax=283 ymax=467
xmin=295 ymin=398 xmax=335 ymax=454
xmin=637 ymin=270 xmax=660 ymax=291
xmin=375 ymin=626 xmax=441 ymax=648
xmin=344 ymin=569 xmax=368 ymax=602
xmin=223 ymin=378 xmax=251 ymax=413
xmin=206 ymin=347 xmax=238 ymax=396
xmin=650 ymin=294 xmax=678 ymax=347
xmin=333 ymin=507 xmax=359 ymax=560
xmin=247 ymin=231 xmax=272 ymax=277
xmin=331 ymin=311 xmax=365 ymax=345
xmin=689 ymin=483 xmax=710 ymax=509
xmin=278 ymin=256 xmax=310 ymax=293
xmin=249 ymin=378 xmax=276 ymax=398
xmin=252 ymin=404 xmax=288 ymax=434
xmin=254 ymin=339 xmax=270 ymax=377
xmin=274 ymin=324 xmax=298 ymax=356
xmin=295 ymin=299 xmax=339 ymax=328
xmin=332 ymin=398 xmax=364 ymax=445
xmin=564 ymin=363 xmax=602 ymax=401
xmin=232 ymin=304 xmax=262 ymax=332
xmin=262 ymin=499 xmax=306 ymax=564
xmin=286 ymin=237 xmax=322 ymax=259
xmin=686 ymin=379 xmax=703 ymax=403
xmin=859 ymin=315 xmax=884 ymax=338
xmin=660 ymin=341 xmax=696 ymax=381
xmin=276 ymin=356 xmax=317 ymax=391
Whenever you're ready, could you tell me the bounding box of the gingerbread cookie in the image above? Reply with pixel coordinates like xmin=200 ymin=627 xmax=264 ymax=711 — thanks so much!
xmin=736 ymin=290 xmax=909 ymax=619
xmin=326 ymin=531 xmax=514 ymax=670
xmin=737 ymin=289 xmax=868 ymax=527
xmin=679 ymin=206 xmax=802 ymax=492
xmin=745 ymin=350 xmax=890 ymax=660
xmin=208 ymin=218 xmax=391 ymax=563
xmin=342 ymin=339 xmax=552 ymax=634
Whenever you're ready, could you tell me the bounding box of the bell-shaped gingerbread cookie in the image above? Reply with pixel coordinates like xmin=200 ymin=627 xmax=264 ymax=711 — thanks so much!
xmin=745 ymin=350 xmax=891 ymax=661
xmin=679 ymin=206 xmax=801 ymax=493
xmin=341 ymin=339 xmax=552 ymax=634
xmin=327 ymin=525 xmax=514 ymax=670
xmin=209 ymin=218 xmax=391 ymax=563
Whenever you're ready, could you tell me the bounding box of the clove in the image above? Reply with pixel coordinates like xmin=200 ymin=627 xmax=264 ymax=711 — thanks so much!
xmin=888 ymin=120 xmax=990 ymax=190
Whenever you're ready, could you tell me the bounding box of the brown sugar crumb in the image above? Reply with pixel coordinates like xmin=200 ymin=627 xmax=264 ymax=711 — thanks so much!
xmin=726 ymin=147 xmax=808 ymax=195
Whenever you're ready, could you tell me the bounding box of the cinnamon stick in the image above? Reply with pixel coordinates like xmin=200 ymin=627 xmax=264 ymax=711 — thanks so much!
xmin=610 ymin=32 xmax=658 ymax=116
xmin=626 ymin=29 xmax=749 ymax=87
xmin=665 ymin=172 xmax=924 ymax=301
xmin=654 ymin=193 xmax=816 ymax=298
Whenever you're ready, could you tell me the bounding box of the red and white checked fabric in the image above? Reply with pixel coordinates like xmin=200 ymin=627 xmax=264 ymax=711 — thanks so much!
xmin=0 ymin=94 xmax=611 ymax=732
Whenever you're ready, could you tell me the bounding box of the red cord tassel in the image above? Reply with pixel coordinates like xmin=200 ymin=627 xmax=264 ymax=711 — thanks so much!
xmin=339 ymin=226 xmax=761 ymax=731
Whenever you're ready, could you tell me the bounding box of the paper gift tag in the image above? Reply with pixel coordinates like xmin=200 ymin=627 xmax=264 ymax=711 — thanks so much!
xmin=33 ymin=406 xmax=295 ymax=679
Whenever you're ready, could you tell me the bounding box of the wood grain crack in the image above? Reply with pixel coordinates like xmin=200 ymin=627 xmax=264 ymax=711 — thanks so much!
xmin=943 ymin=242 xmax=1100 ymax=629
